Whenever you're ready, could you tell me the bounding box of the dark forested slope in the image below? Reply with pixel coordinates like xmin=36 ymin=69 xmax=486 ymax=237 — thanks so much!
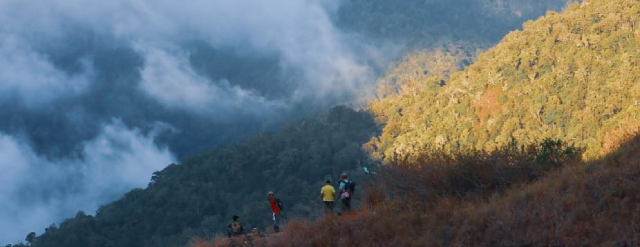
xmin=369 ymin=0 xmax=640 ymax=162
xmin=20 ymin=107 xmax=377 ymax=247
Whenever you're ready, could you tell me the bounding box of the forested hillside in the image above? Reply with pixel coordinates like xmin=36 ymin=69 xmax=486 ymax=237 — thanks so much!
xmin=4 ymin=1 xmax=573 ymax=247
xmin=17 ymin=107 xmax=377 ymax=247
xmin=369 ymin=0 xmax=640 ymax=162
xmin=198 ymin=1 xmax=640 ymax=245
xmin=354 ymin=0 xmax=567 ymax=103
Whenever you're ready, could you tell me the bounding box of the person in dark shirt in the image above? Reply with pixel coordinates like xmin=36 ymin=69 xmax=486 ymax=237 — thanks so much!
xmin=227 ymin=215 xmax=244 ymax=238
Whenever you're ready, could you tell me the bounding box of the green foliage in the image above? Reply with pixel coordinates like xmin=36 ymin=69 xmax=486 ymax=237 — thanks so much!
xmin=370 ymin=0 xmax=640 ymax=161
xmin=344 ymin=0 xmax=567 ymax=104
xmin=535 ymin=138 xmax=580 ymax=166
xmin=375 ymin=43 xmax=484 ymax=99
xmin=28 ymin=106 xmax=378 ymax=247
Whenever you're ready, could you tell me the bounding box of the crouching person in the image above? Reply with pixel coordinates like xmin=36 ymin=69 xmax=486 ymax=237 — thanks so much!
xmin=227 ymin=215 xmax=244 ymax=238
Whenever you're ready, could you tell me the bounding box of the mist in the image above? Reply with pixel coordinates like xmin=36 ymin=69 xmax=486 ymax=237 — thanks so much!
xmin=0 ymin=0 xmax=389 ymax=244
xmin=0 ymin=120 xmax=175 ymax=242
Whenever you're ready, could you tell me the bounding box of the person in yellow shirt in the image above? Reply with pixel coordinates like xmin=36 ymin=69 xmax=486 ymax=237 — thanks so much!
xmin=320 ymin=179 xmax=336 ymax=215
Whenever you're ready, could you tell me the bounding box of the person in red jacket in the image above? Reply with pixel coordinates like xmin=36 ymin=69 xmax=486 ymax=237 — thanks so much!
xmin=267 ymin=191 xmax=283 ymax=232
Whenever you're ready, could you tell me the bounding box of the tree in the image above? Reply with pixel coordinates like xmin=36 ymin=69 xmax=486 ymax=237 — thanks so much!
xmin=25 ymin=232 xmax=35 ymax=246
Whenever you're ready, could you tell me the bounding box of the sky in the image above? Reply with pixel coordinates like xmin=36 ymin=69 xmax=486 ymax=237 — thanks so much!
xmin=0 ymin=0 xmax=388 ymax=243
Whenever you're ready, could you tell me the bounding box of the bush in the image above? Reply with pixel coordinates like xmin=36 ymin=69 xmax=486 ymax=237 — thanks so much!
xmin=383 ymin=139 xmax=581 ymax=204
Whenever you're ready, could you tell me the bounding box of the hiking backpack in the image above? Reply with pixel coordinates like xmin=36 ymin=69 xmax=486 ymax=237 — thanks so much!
xmin=276 ymin=198 xmax=284 ymax=211
xmin=341 ymin=180 xmax=357 ymax=197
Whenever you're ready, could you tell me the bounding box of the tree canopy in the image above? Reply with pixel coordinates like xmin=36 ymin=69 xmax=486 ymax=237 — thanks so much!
xmin=368 ymin=0 xmax=640 ymax=162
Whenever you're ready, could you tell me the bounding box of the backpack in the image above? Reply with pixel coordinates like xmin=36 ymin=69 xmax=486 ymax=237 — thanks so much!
xmin=276 ymin=198 xmax=284 ymax=211
xmin=341 ymin=180 xmax=357 ymax=197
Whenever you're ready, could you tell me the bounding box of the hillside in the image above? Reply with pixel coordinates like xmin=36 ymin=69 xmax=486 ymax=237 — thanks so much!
xmin=244 ymin=132 xmax=640 ymax=247
xmin=3 ymin=1 xmax=577 ymax=247
xmin=15 ymin=107 xmax=377 ymax=247
xmin=368 ymin=0 xmax=640 ymax=162
xmin=342 ymin=0 xmax=567 ymax=101
xmin=200 ymin=1 xmax=640 ymax=245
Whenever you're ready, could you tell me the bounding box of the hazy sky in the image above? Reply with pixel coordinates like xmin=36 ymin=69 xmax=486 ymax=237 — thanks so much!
xmin=0 ymin=0 xmax=386 ymax=243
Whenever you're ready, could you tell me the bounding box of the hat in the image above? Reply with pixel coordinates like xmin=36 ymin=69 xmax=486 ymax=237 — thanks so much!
xmin=268 ymin=191 xmax=274 ymax=196
xmin=341 ymin=172 xmax=348 ymax=178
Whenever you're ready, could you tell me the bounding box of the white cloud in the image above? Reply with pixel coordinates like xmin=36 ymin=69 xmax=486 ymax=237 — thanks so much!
xmin=78 ymin=120 xmax=176 ymax=202
xmin=0 ymin=37 xmax=90 ymax=107
xmin=138 ymin=47 xmax=287 ymax=119
xmin=0 ymin=121 xmax=175 ymax=243
xmin=0 ymin=0 xmax=378 ymax=107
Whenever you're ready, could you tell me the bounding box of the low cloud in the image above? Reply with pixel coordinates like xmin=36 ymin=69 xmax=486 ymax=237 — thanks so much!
xmin=0 ymin=0 xmax=377 ymax=105
xmin=0 ymin=121 xmax=175 ymax=243
xmin=0 ymin=36 xmax=90 ymax=108
xmin=138 ymin=47 xmax=288 ymax=120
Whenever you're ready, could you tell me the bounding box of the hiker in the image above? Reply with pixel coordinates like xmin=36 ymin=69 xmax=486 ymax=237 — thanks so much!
xmin=267 ymin=191 xmax=283 ymax=232
xmin=321 ymin=179 xmax=336 ymax=215
xmin=338 ymin=172 xmax=356 ymax=213
xmin=227 ymin=215 xmax=244 ymax=238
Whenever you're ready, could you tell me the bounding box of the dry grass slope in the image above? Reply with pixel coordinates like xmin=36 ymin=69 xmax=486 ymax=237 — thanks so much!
xmin=245 ymin=134 xmax=639 ymax=247
xmin=193 ymin=135 xmax=640 ymax=246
